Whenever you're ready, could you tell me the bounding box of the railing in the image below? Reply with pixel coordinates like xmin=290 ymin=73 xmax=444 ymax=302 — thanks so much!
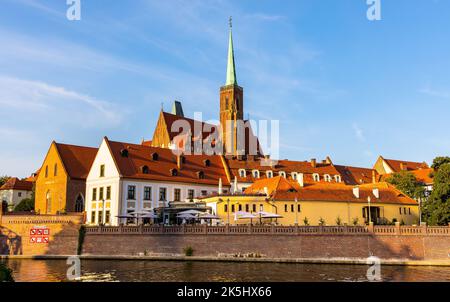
xmin=84 ymin=224 xmax=450 ymax=236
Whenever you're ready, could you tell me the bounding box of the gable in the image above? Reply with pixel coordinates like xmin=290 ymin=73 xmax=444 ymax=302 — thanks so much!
xmin=87 ymin=138 xmax=120 ymax=181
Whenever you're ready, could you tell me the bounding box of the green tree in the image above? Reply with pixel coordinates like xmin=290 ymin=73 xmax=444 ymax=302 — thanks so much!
xmin=0 ymin=262 xmax=14 ymax=282
xmin=431 ymin=156 xmax=450 ymax=170
xmin=386 ymin=171 xmax=425 ymax=200
xmin=13 ymin=198 xmax=35 ymax=212
xmin=423 ymin=163 xmax=450 ymax=225
xmin=0 ymin=176 xmax=10 ymax=187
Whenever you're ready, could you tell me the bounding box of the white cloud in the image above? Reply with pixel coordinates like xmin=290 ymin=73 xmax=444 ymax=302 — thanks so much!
xmin=352 ymin=123 xmax=365 ymax=142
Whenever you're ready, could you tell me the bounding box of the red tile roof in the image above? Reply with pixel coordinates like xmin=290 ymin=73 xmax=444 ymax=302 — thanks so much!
xmin=383 ymin=158 xmax=429 ymax=172
xmin=0 ymin=177 xmax=33 ymax=191
xmin=243 ymin=176 xmax=417 ymax=205
xmin=54 ymin=143 xmax=98 ymax=180
xmin=334 ymin=165 xmax=378 ymax=185
xmin=106 ymin=138 xmax=230 ymax=185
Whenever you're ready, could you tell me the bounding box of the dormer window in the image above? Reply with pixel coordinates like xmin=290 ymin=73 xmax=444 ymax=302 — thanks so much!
xmin=142 ymin=165 xmax=149 ymax=174
xmin=197 ymin=171 xmax=205 ymax=179
xmin=120 ymin=149 xmax=128 ymax=157
xmin=279 ymin=171 xmax=286 ymax=178
xmin=171 ymin=169 xmax=178 ymax=176
xmin=291 ymin=172 xmax=298 ymax=180
xmin=204 ymin=159 xmax=211 ymax=167
xmin=239 ymin=169 xmax=246 ymax=178
xmin=252 ymin=170 xmax=260 ymax=178
xmin=266 ymin=171 xmax=273 ymax=178
xmin=324 ymin=174 xmax=332 ymax=182
xmin=334 ymin=175 xmax=341 ymax=183
xmin=313 ymin=173 xmax=320 ymax=182
xmin=151 ymin=152 xmax=159 ymax=161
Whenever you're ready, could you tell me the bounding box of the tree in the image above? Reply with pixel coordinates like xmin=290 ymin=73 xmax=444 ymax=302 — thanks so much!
xmin=431 ymin=156 xmax=450 ymax=170
xmin=13 ymin=198 xmax=34 ymax=212
xmin=423 ymin=163 xmax=450 ymax=226
xmin=0 ymin=176 xmax=10 ymax=187
xmin=0 ymin=262 xmax=14 ymax=282
xmin=386 ymin=171 xmax=425 ymax=200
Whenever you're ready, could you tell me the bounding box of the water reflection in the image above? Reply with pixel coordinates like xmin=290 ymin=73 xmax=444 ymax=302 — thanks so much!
xmin=6 ymin=259 xmax=450 ymax=282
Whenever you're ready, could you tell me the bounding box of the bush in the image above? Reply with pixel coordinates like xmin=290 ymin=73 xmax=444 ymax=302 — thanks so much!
xmin=0 ymin=262 xmax=14 ymax=282
xmin=303 ymin=217 xmax=309 ymax=226
xmin=183 ymin=246 xmax=194 ymax=256
xmin=352 ymin=217 xmax=359 ymax=226
xmin=13 ymin=198 xmax=34 ymax=212
xmin=335 ymin=216 xmax=342 ymax=226
xmin=318 ymin=217 xmax=325 ymax=226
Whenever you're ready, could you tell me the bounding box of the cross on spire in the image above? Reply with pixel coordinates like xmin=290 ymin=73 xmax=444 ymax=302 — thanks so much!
xmin=229 ymin=16 xmax=232 ymax=28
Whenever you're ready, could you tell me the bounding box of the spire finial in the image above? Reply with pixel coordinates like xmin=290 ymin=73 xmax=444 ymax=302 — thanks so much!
xmin=229 ymin=16 xmax=232 ymax=28
xmin=225 ymin=17 xmax=237 ymax=86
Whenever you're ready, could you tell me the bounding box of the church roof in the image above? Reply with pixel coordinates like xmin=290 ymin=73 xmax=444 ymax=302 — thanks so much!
xmin=54 ymin=143 xmax=98 ymax=180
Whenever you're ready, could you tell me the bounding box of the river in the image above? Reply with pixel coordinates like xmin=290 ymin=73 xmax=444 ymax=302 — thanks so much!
xmin=4 ymin=259 xmax=450 ymax=282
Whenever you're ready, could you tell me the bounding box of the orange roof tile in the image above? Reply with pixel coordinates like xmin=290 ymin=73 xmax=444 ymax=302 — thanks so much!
xmin=54 ymin=143 xmax=98 ymax=180
xmin=0 ymin=177 xmax=33 ymax=191
xmin=383 ymin=158 xmax=429 ymax=172
xmin=334 ymin=165 xmax=378 ymax=185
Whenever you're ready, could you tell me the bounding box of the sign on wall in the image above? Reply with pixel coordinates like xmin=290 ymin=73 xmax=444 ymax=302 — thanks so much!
xmin=30 ymin=226 xmax=50 ymax=244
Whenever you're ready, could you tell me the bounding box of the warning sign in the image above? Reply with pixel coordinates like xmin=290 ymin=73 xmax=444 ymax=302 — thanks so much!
xmin=30 ymin=226 xmax=50 ymax=244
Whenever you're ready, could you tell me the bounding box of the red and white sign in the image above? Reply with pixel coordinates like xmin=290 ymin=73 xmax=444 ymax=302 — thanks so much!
xmin=30 ymin=226 xmax=50 ymax=244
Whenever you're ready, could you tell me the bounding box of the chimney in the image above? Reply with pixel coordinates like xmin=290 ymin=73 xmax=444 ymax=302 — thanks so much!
xmin=353 ymin=187 xmax=360 ymax=199
xmin=297 ymin=173 xmax=304 ymax=187
xmin=372 ymin=170 xmax=377 ymax=183
xmin=400 ymin=163 xmax=407 ymax=171
xmin=373 ymin=188 xmax=380 ymax=199
xmin=325 ymin=156 xmax=333 ymax=165
xmin=177 ymin=155 xmax=183 ymax=170
xmin=311 ymin=158 xmax=317 ymax=168
xmin=263 ymin=187 xmax=269 ymax=196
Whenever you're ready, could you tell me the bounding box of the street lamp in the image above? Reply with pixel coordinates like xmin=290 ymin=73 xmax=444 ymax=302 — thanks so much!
xmin=295 ymin=198 xmax=299 ymax=226
xmin=367 ymin=196 xmax=371 ymax=225
xmin=102 ymin=198 xmax=105 ymax=226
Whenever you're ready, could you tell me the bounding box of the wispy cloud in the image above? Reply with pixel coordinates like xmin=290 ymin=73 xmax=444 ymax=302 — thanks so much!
xmin=352 ymin=123 xmax=365 ymax=142
xmin=419 ymin=87 xmax=450 ymax=99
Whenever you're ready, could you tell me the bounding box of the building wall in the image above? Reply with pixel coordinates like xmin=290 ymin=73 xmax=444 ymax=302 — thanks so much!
xmin=151 ymin=112 xmax=171 ymax=149
xmin=35 ymin=143 xmax=69 ymax=214
xmin=0 ymin=189 xmax=32 ymax=211
xmin=206 ymin=197 xmax=420 ymax=226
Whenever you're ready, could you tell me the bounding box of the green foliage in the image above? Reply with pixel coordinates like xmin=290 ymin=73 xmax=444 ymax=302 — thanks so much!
xmin=318 ymin=217 xmax=325 ymax=226
xmin=303 ymin=217 xmax=309 ymax=226
xmin=423 ymin=163 xmax=450 ymax=226
xmin=352 ymin=217 xmax=359 ymax=226
xmin=431 ymin=156 xmax=450 ymax=170
xmin=386 ymin=171 xmax=425 ymax=199
xmin=13 ymin=198 xmax=35 ymax=212
xmin=77 ymin=225 xmax=86 ymax=255
xmin=0 ymin=176 xmax=10 ymax=188
xmin=335 ymin=216 xmax=342 ymax=226
xmin=0 ymin=262 xmax=14 ymax=282
xmin=183 ymin=246 xmax=194 ymax=256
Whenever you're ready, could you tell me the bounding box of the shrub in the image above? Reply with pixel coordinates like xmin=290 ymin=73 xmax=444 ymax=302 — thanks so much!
xmin=0 ymin=262 xmax=14 ymax=282
xmin=352 ymin=217 xmax=359 ymax=226
xmin=318 ymin=217 xmax=325 ymax=226
xmin=13 ymin=198 xmax=34 ymax=212
xmin=336 ymin=216 xmax=342 ymax=226
xmin=183 ymin=246 xmax=194 ymax=256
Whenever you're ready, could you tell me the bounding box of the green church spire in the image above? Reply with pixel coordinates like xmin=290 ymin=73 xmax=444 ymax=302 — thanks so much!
xmin=225 ymin=16 xmax=237 ymax=86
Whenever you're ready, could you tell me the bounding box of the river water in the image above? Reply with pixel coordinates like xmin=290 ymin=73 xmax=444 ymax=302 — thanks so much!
xmin=4 ymin=259 xmax=450 ymax=282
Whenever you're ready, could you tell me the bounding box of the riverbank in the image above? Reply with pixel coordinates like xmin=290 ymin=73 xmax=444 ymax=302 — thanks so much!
xmin=2 ymin=254 xmax=450 ymax=267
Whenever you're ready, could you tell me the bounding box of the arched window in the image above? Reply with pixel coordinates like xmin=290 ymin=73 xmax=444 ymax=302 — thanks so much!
xmin=204 ymin=159 xmax=211 ymax=167
xmin=252 ymin=170 xmax=260 ymax=178
xmin=334 ymin=175 xmax=341 ymax=183
xmin=54 ymin=163 xmax=57 ymax=176
xmin=324 ymin=174 xmax=332 ymax=182
xmin=239 ymin=169 xmax=246 ymax=178
xmin=313 ymin=173 xmax=320 ymax=182
xmin=120 ymin=149 xmax=128 ymax=157
xmin=152 ymin=153 xmax=159 ymax=161
xmin=266 ymin=171 xmax=273 ymax=178
xmin=75 ymin=194 xmax=84 ymax=212
xmin=45 ymin=165 xmax=49 ymax=178
xmin=142 ymin=165 xmax=149 ymax=174
xmin=171 ymin=169 xmax=178 ymax=176
xmin=46 ymin=191 xmax=52 ymax=214
xmin=197 ymin=171 xmax=205 ymax=179
xmin=291 ymin=172 xmax=298 ymax=180
xmin=279 ymin=171 xmax=286 ymax=178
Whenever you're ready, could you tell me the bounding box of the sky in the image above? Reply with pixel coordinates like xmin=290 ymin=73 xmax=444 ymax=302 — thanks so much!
xmin=1 ymin=0 xmax=450 ymax=178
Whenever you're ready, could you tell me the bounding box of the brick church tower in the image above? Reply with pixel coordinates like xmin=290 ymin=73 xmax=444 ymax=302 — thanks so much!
xmin=220 ymin=18 xmax=244 ymax=156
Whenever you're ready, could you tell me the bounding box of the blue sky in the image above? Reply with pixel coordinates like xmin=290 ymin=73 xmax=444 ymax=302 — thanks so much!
xmin=1 ymin=0 xmax=450 ymax=177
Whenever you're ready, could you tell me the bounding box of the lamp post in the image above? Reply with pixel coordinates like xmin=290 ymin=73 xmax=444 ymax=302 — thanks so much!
xmin=295 ymin=198 xmax=299 ymax=226
xmin=102 ymin=199 xmax=105 ymax=226
xmin=367 ymin=196 xmax=371 ymax=225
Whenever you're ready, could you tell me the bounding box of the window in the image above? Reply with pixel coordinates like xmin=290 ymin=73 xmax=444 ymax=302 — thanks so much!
xmin=252 ymin=170 xmax=260 ymax=178
xmin=100 ymin=165 xmax=105 ymax=177
xmin=106 ymin=186 xmax=111 ymax=200
xmin=188 ymin=189 xmax=195 ymax=200
xmin=142 ymin=166 xmax=149 ymax=174
xmin=231 ymin=204 xmax=235 ymax=212
xmin=45 ymin=165 xmax=49 ymax=178
xmin=313 ymin=173 xmax=320 ymax=182
xmin=46 ymin=191 xmax=51 ymax=214
xmin=18 ymin=192 xmax=22 ymax=197
xmin=324 ymin=174 xmax=331 ymax=182
xmin=127 ymin=185 xmax=136 ymax=200
xmin=159 ymin=188 xmax=167 ymax=201
xmin=92 ymin=188 xmax=97 ymax=201
xmin=260 ymin=204 xmax=264 ymax=211
xmin=75 ymin=194 xmax=84 ymax=212
xmin=335 ymin=175 xmax=341 ymax=183
xmin=399 ymin=207 xmax=402 ymax=215
xmin=99 ymin=187 xmax=104 ymax=200
xmin=144 ymin=187 xmax=152 ymax=201
xmin=297 ymin=204 xmax=301 ymax=212
xmin=252 ymin=204 xmax=256 ymax=212
xmin=201 ymin=190 xmax=207 ymax=196
xmin=239 ymin=169 xmax=246 ymax=178
xmin=174 ymin=189 xmax=181 ymax=202
xmin=238 ymin=204 xmax=242 ymax=211
xmin=151 ymin=153 xmax=159 ymax=161
xmin=224 ymin=204 xmax=228 ymax=212
xmin=285 ymin=204 xmax=288 ymax=212
xmin=245 ymin=204 xmax=249 ymax=212
xmin=204 ymin=159 xmax=211 ymax=167
xmin=105 ymin=211 xmax=110 ymax=224
xmin=279 ymin=171 xmax=286 ymax=178
xmin=404 ymin=207 xmax=407 ymax=214
xmin=171 ymin=169 xmax=178 ymax=176
xmin=120 ymin=149 xmax=128 ymax=157
xmin=98 ymin=211 xmax=103 ymax=224
xmin=408 ymin=208 xmax=411 ymax=215
xmin=91 ymin=211 xmax=96 ymax=224
xmin=291 ymin=204 xmax=294 ymax=212
xmin=54 ymin=164 xmax=57 ymax=176
xmin=266 ymin=171 xmax=273 ymax=178
xmin=197 ymin=171 xmax=205 ymax=179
